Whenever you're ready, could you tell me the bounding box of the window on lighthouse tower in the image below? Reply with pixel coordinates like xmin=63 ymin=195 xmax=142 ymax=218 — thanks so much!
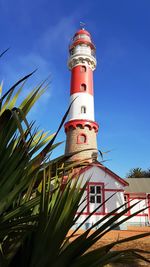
xmin=81 ymin=106 xmax=86 ymax=113
xmin=80 ymin=83 xmax=86 ymax=91
xmin=80 ymin=65 xmax=86 ymax=72
xmin=77 ymin=133 xmax=87 ymax=144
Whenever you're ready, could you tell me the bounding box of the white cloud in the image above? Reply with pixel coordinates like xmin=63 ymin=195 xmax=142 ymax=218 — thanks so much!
xmin=37 ymin=16 xmax=77 ymax=55
xmin=1 ymin=52 xmax=51 ymax=90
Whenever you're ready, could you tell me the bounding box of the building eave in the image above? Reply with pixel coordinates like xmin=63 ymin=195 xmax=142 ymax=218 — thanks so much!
xmin=76 ymin=162 xmax=129 ymax=186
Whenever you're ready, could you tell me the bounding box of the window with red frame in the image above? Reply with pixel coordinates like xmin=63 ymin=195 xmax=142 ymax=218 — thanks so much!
xmin=124 ymin=195 xmax=128 ymax=209
xmin=89 ymin=185 xmax=102 ymax=204
xmin=77 ymin=133 xmax=87 ymax=144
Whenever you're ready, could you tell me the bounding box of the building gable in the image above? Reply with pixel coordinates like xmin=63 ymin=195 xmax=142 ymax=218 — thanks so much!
xmin=78 ymin=163 xmax=128 ymax=188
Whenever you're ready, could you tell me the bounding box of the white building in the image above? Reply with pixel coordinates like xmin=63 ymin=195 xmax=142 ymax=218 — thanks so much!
xmin=75 ymin=166 xmax=150 ymax=229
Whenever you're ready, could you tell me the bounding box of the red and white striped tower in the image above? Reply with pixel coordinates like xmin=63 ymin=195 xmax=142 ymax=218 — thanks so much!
xmin=64 ymin=28 xmax=99 ymax=162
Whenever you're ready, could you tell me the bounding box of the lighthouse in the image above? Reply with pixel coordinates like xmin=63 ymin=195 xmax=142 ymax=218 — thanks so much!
xmin=64 ymin=27 xmax=99 ymax=162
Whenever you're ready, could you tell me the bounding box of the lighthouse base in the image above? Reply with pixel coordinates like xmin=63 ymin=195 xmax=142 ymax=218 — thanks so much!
xmin=65 ymin=124 xmax=98 ymax=162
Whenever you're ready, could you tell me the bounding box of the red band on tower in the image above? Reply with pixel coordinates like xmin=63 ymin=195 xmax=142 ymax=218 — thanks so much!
xmin=70 ymin=65 xmax=93 ymax=95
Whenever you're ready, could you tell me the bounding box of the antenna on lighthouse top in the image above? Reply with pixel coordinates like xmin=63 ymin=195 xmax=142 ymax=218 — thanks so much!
xmin=80 ymin=21 xmax=86 ymax=30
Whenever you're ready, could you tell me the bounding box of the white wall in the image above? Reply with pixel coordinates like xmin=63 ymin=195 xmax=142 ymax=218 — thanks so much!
xmin=69 ymin=93 xmax=94 ymax=121
xmin=74 ymin=45 xmax=91 ymax=56
xmin=126 ymin=198 xmax=149 ymax=226
xmin=77 ymin=166 xmax=126 ymax=230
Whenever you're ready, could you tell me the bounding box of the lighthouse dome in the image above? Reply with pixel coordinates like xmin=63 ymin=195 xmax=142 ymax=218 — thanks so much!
xmin=74 ymin=29 xmax=91 ymax=38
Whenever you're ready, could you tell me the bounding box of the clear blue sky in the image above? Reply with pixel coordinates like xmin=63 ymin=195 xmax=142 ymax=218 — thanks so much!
xmin=0 ymin=0 xmax=150 ymax=177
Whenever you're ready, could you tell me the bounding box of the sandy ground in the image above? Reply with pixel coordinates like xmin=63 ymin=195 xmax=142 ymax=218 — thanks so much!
xmin=69 ymin=227 xmax=150 ymax=266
